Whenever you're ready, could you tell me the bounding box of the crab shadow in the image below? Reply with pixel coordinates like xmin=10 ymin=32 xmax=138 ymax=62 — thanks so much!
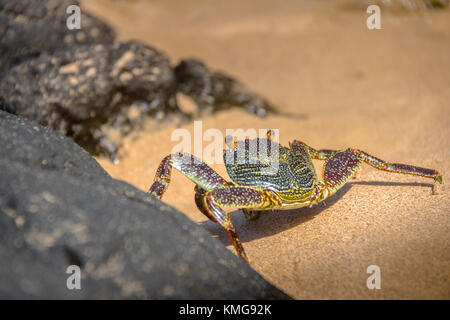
xmin=200 ymin=180 xmax=434 ymax=245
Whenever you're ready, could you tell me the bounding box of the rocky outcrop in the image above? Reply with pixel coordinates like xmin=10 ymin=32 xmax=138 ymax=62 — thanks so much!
xmin=0 ymin=0 xmax=281 ymax=161
xmin=0 ymin=110 xmax=290 ymax=299
xmin=175 ymin=58 xmax=278 ymax=117
xmin=0 ymin=41 xmax=177 ymax=160
xmin=0 ymin=0 xmax=115 ymax=75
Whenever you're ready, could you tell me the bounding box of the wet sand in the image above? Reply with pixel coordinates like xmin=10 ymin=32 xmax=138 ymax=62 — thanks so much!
xmin=84 ymin=0 xmax=449 ymax=299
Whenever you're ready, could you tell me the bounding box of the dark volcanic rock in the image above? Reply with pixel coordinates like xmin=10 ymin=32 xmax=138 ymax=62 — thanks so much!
xmin=0 ymin=41 xmax=177 ymax=160
xmin=0 ymin=0 xmax=115 ymax=75
xmin=0 ymin=0 xmax=287 ymax=163
xmin=175 ymin=58 xmax=279 ymax=117
xmin=0 ymin=110 xmax=108 ymax=180
xmin=0 ymin=111 xmax=290 ymax=299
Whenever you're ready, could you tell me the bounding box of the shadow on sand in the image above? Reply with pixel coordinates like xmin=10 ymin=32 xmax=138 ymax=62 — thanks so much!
xmin=200 ymin=180 xmax=434 ymax=246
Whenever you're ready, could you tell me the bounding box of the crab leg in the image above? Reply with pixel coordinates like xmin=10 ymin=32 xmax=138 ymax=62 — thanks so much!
xmin=310 ymin=147 xmax=442 ymax=203
xmin=202 ymin=196 xmax=249 ymax=262
xmin=194 ymin=184 xmax=281 ymax=262
xmin=149 ymin=153 xmax=251 ymax=262
xmin=194 ymin=185 xmax=253 ymax=262
xmin=149 ymin=152 xmax=229 ymax=198
xmin=210 ymin=186 xmax=279 ymax=209
xmin=291 ymin=140 xmax=442 ymax=183
xmin=357 ymin=150 xmax=442 ymax=183
xmin=202 ymin=186 xmax=281 ymax=262
xmin=312 ymin=149 xmax=363 ymax=202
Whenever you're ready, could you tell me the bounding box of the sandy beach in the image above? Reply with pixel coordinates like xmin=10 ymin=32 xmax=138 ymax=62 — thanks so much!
xmin=84 ymin=0 xmax=450 ymax=299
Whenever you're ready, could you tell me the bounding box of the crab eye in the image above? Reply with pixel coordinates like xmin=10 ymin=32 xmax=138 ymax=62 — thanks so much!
xmin=225 ymin=135 xmax=236 ymax=149
xmin=266 ymin=129 xmax=275 ymax=140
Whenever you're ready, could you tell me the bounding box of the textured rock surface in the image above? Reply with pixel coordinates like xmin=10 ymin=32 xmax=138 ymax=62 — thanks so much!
xmin=0 ymin=0 xmax=284 ymax=162
xmin=0 ymin=41 xmax=177 ymax=159
xmin=0 ymin=110 xmax=108 ymax=180
xmin=175 ymin=58 xmax=279 ymax=117
xmin=0 ymin=0 xmax=115 ymax=75
xmin=0 ymin=111 xmax=290 ymax=299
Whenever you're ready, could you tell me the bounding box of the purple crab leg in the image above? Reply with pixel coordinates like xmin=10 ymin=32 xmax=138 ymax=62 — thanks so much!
xmin=202 ymin=186 xmax=281 ymax=262
xmin=209 ymin=186 xmax=280 ymax=209
xmin=291 ymin=140 xmax=442 ymax=183
xmin=203 ymin=196 xmax=249 ymax=263
xmin=149 ymin=153 xmax=251 ymax=262
xmin=358 ymin=150 xmax=442 ymax=183
xmin=307 ymin=147 xmax=442 ymax=203
xmin=313 ymin=148 xmax=364 ymax=201
xmin=149 ymin=152 xmax=229 ymax=198
xmin=194 ymin=185 xmax=217 ymax=222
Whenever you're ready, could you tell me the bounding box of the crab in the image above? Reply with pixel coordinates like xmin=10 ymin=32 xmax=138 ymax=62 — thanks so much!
xmin=149 ymin=131 xmax=442 ymax=263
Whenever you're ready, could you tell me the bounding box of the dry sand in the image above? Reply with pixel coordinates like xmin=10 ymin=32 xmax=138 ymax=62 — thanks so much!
xmin=83 ymin=0 xmax=449 ymax=299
